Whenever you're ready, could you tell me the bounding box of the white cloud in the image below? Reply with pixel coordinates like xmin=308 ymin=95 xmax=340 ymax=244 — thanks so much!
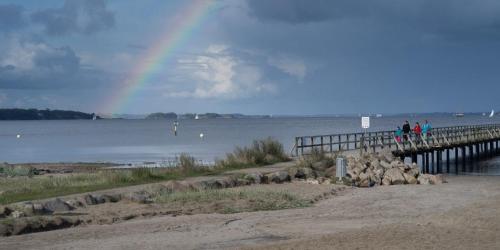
xmin=168 ymin=45 xmax=275 ymax=99
xmin=267 ymin=55 xmax=307 ymax=80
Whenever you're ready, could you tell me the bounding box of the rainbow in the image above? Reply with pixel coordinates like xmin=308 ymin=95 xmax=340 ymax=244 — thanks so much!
xmin=105 ymin=0 xmax=217 ymax=113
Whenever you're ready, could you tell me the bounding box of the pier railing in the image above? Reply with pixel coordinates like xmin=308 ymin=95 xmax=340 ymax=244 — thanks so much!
xmin=292 ymin=124 xmax=500 ymax=156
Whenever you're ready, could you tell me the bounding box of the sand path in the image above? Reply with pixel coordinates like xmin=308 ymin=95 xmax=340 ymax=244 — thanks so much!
xmin=1 ymin=175 xmax=499 ymax=250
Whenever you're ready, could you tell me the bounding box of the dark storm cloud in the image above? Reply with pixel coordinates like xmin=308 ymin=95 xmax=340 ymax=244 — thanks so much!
xmin=30 ymin=0 xmax=115 ymax=36
xmin=0 ymin=4 xmax=26 ymax=32
xmin=246 ymin=0 xmax=500 ymax=39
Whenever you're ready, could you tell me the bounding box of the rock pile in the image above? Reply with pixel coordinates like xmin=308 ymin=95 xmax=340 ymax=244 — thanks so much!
xmin=344 ymin=151 xmax=444 ymax=187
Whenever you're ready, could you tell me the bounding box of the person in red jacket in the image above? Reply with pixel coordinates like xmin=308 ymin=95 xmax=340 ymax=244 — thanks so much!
xmin=413 ymin=122 xmax=422 ymax=143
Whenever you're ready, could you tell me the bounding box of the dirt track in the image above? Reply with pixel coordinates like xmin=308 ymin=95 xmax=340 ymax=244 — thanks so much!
xmin=1 ymin=175 xmax=499 ymax=250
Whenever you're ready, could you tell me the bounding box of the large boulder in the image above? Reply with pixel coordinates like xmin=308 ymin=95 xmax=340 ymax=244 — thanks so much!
xmin=43 ymin=198 xmax=73 ymax=213
xmin=380 ymin=160 xmax=391 ymax=169
xmin=384 ymin=168 xmax=406 ymax=185
xmin=123 ymin=191 xmax=152 ymax=204
xmin=0 ymin=206 xmax=12 ymax=218
xmin=244 ymin=173 xmax=263 ymax=184
xmin=295 ymin=167 xmax=314 ymax=179
xmin=417 ymin=174 xmax=431 ymax=185
xmin=429 ymin=174 xmax=445 ymax=184
xmin=403 ymin=173 xmax=418 ymax=184
xmin=358 ymin=172 xmax=371 ymax=188
xmin=266 ymin=171 xmax=291 ymax=184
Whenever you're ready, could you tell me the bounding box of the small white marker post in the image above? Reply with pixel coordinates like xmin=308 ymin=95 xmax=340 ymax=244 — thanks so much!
xmin=361 ymin=116 xmax=370 ymax=156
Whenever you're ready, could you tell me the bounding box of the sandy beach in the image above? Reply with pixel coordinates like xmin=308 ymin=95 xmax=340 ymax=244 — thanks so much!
xmin=1 ymin=175 xmax=499 ymax=250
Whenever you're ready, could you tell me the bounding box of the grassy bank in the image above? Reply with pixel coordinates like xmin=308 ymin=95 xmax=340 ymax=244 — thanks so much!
xmin=153 ymin=188 xmax=310 ymax=214
xmin=0 ymin=138 xmax=289 ymax=204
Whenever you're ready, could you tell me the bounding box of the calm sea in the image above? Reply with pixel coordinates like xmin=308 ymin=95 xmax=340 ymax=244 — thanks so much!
xmin=1 ymin=114 xmax=499 ymax=173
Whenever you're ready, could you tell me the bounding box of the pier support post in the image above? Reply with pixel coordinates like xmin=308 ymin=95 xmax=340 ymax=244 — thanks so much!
xmin=431 ymin=151 xmax=435 ymax=174
xmin=437 ymin=150 xmax=442 ymax=174
xmin=462 ymin=146 xmax=466 ymax=173
xmin=425 ymin=152 xmax=430 ymax=174
xmin=446 ymin=149 xmax=450 ymax=173
xmin=455 ymin=148 xmax=459 ymax=174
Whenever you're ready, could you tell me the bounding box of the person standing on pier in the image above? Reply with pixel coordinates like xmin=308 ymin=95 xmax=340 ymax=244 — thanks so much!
xmin=395 ymin=126 xmax=402 ymax=143
xmin=402 ymin=121 xmax=411 ymax=141
xmin=413 ymin=122 xmax=422 ymax=144
xmin=422 ymin=120 xmax=431 ymax=141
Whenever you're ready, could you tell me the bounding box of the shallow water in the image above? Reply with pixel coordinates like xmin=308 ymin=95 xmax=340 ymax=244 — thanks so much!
xmin=0 ymin=114 xmax=499 ymax=173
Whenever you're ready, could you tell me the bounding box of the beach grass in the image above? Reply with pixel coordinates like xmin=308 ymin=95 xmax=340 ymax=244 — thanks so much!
xmin=152 ymin=188 xmax=310 ymax=214
xmin=0 ymin=138 xmax=289 ymax=204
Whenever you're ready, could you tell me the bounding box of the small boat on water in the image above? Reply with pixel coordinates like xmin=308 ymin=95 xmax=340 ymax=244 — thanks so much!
xmin=489 ymin=110 xmax=495 ymax=118
xmin=376 ymin=114 xmax=382 ymax=118
xmin=92 ymin=114 xmax=97 ymax=120
xmin=454 ymin=113 xmax=465 ymax=117
xmin=194 ymin=114 xmax=199 ymax=120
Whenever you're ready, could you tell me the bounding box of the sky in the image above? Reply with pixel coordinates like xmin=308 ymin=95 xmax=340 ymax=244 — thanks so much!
xmin=0 ymin=0 xmax=499 ymax=115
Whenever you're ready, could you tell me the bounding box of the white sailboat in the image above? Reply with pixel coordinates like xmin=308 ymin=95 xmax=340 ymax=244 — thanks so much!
xmin=194 ymin=114 xmax=199 ymax=120
xmin=489 ymin=109 xmax=495 ymax=118
xmin=92 ymin=114 xmax=97 ymax=120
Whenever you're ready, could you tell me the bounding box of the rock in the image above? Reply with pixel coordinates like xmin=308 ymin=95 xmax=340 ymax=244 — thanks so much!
xmin=96 ymin=194 xmax=122 ymax=203
xmin=382 ymin=176 xmax=391 ymax=185
xmin=384 ymin=168 xmax=406 ymax=185
xmin=11 ymin=210 xmax=25 ymax=218
xmin=295 ymin=167 xmax=314 ymax=179
xmin=65 ymin=199 xmax=85 ymax=208
xmin=123 ymin=191 xmax=152 ymax=204
xmin=390 ymin=160 xmax=405 ymax=169
xmin=429 ymin=174 xmax=445 ymax=184
xmin=407 ymin=166 xmax=420 ymax=178
xmin=203 ymin=179 xmax=223 ymax=189
xmin=358 ymin=172 xmax=370 ymax=188
xmin=235 ymin=178 xmax=250 ymax=186
xmin=244 ymin=173 xmax=263 ymax=184
xmin=11 ymin=220 xmax=28 ymax=235
xmin=43 ymin=198 xmax=74 ymax=213
xmin=83 ymin=194 xmax=97 ymax=205
xmin=0 ymin=223 xmax=9 ymax=236
xmin=403 ymin=173 xmax=418 ymax=184
xmin=0 ymin=206 xmax=12 ymax=218
xmin=305 ymin=178 xmax=319 ymax=185
xmin=370 ymin=159 xmax=381 ymax=169
xmin=266 ymin=171 xmax=291 ymax=184
xmin=324 ymin=166 xmax=336 ymax=178
xmin=417 ymin=174 xmax=431 ymax=185
xmin=380 ymin=160 xmax=391 ymax=169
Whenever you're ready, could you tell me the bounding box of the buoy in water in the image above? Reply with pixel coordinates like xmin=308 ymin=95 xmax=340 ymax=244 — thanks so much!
xmin=199 ymin=133 xmax=204 ymax=139
xmin=16 ymin=134 xmax=21 ymax=138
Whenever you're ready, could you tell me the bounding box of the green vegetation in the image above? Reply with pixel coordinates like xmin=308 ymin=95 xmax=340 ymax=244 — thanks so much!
xmin=0 ymin=108 xmax=98 ymax=120
xmin=152 ymin=188 xmax=310 ymax=213
xmin=0 ymin=138 xmax=289 ymax=204
xmin=297 ymin=148 xmax=337 ymax=168
xmin=216 ymin=137 xmax=290 ymax=169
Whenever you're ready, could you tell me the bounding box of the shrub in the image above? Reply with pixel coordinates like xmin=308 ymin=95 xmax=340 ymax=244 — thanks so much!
xmin=217 ymin=138 xmax=289 ymax=169
xmin=178 ymin=153 xmax=198 ymax=173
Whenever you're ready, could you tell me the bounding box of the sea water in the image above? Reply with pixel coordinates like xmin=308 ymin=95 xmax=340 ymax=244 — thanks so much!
xmin=0 ymin=114 xmax=499 ymax=174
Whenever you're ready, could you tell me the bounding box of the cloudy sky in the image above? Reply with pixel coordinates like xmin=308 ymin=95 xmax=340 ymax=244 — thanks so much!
xmin=0 ymin=0 xmax=499 ymax=115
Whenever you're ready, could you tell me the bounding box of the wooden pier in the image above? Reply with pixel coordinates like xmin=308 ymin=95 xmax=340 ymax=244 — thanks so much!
xmin=293 ymin=124 xmax=500 ymax=174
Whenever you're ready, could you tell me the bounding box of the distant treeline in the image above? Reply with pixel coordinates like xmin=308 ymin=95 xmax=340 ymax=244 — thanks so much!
xmin=0 ymin=109 xmax=98 ymax=120
xmin=145 ymin=112 xmax=271 ymax=120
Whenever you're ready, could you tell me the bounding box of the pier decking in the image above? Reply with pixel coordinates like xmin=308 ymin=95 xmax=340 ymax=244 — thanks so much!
xmin=293 ymin=124 xmax=500 ymax=174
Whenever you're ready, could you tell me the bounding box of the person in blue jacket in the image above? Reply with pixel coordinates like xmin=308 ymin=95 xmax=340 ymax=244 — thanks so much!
xmin=422 ymin=120 xmax=431 ymax=141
